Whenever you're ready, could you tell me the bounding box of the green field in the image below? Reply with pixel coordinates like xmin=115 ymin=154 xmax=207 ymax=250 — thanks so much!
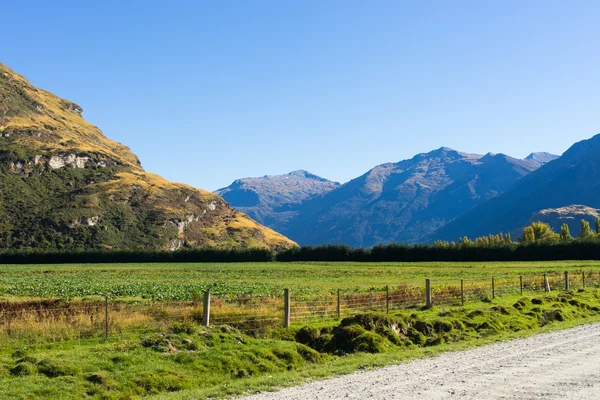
xmin=2 ymin=261 xmax=600 ymax=399
xmin=1 ymin=260 xmax=599 ymax=300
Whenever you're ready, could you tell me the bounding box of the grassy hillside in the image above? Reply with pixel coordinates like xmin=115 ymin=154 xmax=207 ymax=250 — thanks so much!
xmin=0 ymin=63 xmax=296 ymax=251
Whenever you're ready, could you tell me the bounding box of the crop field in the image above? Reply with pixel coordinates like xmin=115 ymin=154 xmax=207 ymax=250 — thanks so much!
xmin=1 ymin=260 xmax=600 ymax=300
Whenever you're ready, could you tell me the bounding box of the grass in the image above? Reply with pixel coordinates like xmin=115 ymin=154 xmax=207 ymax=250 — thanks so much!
xmin=1 ymin=289 xmax=600 ymax=399
xmin=1 ymin=260 xmax=599 ymax=300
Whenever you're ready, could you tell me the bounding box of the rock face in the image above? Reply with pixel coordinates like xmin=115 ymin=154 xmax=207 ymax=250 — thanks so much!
xmin=271 ymin=148 xmax=543 ymax=247
xmin=430 ymin=134 xmax=600 ymax=242
xmin=0 ymin=62 xmax=296 ymax=251
xmin=215 ymin=170 xmax=340 ymax=233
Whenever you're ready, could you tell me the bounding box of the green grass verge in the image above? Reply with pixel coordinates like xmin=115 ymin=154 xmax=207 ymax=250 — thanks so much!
xmin=1 ymin=289 xmax=600 ymax=399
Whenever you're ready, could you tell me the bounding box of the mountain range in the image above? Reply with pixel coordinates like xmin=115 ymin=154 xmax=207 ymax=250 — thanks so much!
xmin=0 ymin=63 xmax=296 ymax=251
xmin=218 ymin=148 xmax=560 ymax=247
xmin=431 ymin=134 xmax=600 ymax=242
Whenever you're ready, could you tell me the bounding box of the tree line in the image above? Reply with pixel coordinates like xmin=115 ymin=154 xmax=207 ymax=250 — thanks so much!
xmin=2 ymin=219 xmax=600 ymax=263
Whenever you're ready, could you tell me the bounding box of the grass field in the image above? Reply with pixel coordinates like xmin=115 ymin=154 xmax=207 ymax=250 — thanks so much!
xmin=1 ymin=260 xmax=600 ymax=300
xmin=1 ymin=261 xmax=600 ymax=399
xmin=1 ymin=288 xmax=600 ymax=399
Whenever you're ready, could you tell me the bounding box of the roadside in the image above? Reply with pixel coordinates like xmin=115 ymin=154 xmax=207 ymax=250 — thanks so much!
xmin=240 ymin=322 xmax=600 ymax=400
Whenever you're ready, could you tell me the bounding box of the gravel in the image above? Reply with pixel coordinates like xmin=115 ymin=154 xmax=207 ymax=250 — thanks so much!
xmin=239 ymin=323 xmax=600 ymax=399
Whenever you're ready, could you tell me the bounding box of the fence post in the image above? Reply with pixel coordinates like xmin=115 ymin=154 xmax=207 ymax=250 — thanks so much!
xmin=492 ymin=277 xmax=495 ymax=299
xmin=386 ymin=285 xmax=390 ymax=314
xmin=461 ymin=279 xmax=464 ymax=306
xmin=202 ymin=291 xmax=211 ymax=327
xmin=582 ymin=271 xmax=585 ymax=288
xmin=337 ymin=289 xmax=341 ymax=320
xmin=543 ymin=274 xmax=547 ymax=292
xmin=565 ymin=271 xmax=570 ymax=291
xmin=104 ymin=296 xmax=109 ymax=340
xmin=284 ymin=289 xmax=291 ymax=328
xmin=520 ymin=275 xmax=523 ymax=295
xmin=425 ymin=279 xmax=432 ymax=309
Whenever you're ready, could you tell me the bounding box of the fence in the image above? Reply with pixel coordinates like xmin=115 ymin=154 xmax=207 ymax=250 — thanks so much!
xmin=1 ymin=270 xmax=599 ymax=348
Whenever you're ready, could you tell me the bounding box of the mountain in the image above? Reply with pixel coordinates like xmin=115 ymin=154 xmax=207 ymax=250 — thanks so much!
xmin=525 ymin=152 xmax=560 ymax=165
xmin=431 ymin=134 xmax=600 ymax=242
xmin=215 ymin=170 xmax=340 ymax=233
xmin=0 ymin=63 xmax=296 ymax=251
xmin=522 ymin=205 xmax=600 ymax=237
xmin=278 ymin=147 xmax=543 ymax=247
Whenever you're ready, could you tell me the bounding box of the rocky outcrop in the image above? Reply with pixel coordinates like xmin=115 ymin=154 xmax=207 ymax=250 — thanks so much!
xmin=48 ymin=154 xmax=91 ymax=169
xmin=62 ymin=101 xmax=83 ymax=116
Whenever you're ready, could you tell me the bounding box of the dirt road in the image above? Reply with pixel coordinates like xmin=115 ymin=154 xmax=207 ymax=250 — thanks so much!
xmin=241 ymin=323 xmax=600 ymax=399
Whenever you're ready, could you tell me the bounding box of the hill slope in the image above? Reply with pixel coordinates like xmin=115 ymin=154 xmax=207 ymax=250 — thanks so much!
xmin=0 ymin=63 xmax=296 ymax=251
xmin=215 ymin=170 xmax=340 ymax=233
xmin=430 ymin=134 xmax=600 ymax=242
xmin=281 ymin=147 xmax=543 ymax=247
xmin=522 ymin=205 xmax=600 ymax=237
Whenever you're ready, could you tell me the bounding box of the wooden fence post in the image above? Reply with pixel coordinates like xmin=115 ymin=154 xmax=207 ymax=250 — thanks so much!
xmin=492 ymin=277 xmax=495 ymax=299
xmin=386 ymin=285 xmax=390 ymax=314
xmin=284 ymin=289 xmax=291 ymax=328
xmin=520 ymin=275 xmax=523 ymax=295
xmin=202 ymin=291 xmax=211 ymax=327
xmin=425 ymin=279 xmax=432 ymax=309
xmin=104 ymin=297 xmax=109 ymax=340
xmin=565 ymin=271 xmax=570 ymax=291
xmin=460 ymin=279 xmax=464 ymax=306
xmin=337 ymin=289 xmax=341 ymax=320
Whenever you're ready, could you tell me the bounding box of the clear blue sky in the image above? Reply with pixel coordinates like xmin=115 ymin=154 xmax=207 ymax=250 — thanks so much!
xmin=3 ymin=1 xmax=600 ymax=190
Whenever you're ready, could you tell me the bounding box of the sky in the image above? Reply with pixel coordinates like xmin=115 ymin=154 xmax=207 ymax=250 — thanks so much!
xmin=3 ymin=0 xmax=600 ymax=191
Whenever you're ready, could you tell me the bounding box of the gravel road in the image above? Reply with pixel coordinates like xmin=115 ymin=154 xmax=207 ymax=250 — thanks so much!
xmin=240 ymin=323 xmax=600 ymax=400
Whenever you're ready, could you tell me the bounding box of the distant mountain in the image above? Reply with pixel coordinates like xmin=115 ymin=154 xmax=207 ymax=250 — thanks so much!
xmin=215 ymin=170 xmax=340 ymax=233
xmin=522 ymin=205 xmax=600 ymax=237
xmin=0 ymin=62 xmax=296 ymax=251
xmin=431 ymin=134 xmax=600 ymax=242
xmin=278 ymin=147 xmax=543 ymax=247
xmin=525 ymin=152 xmax=560 ymax=165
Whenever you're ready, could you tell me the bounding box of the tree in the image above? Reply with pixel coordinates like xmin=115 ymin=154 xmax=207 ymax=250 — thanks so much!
xmin=560 ymin=223 xmax=572 ymax=241
xmin=522 ymin=226 xmax=535 ymax=243
xmin=505 ymin=232 xmax=512 ymax=243
xmin=580 ymin=219 xmax=593 ymax=238
xmin=521 ymin=221 xmax=559 ymax=242
xmin=596 ymin=217 xmax=600 ymax=234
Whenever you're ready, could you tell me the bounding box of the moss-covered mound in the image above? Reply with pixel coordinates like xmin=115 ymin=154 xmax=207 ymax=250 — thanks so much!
xmin=295 ymin=290 xmax=600 ymax=355
xmin=2 ymin=324 xmax=324 ymax=398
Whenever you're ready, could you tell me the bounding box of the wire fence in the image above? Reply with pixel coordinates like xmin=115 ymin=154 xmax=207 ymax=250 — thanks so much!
xmin=1 ymin=270 xmax=599 ymax=348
